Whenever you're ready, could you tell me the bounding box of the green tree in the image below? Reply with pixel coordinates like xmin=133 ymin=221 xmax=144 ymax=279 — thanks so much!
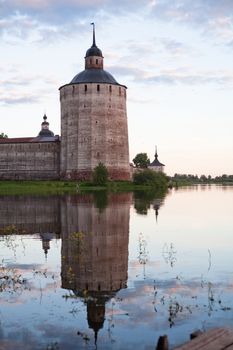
xmin=133 ymin=169 xmax=168 ymax=188
xmin=0 ymin=132 xmax=8 ymax=138
xmin=92 ymin=162 xmax=108 ymax=186
xmin=200 ymin=174 xmax=207 ymax=182
xmin=133 ymin=153 xmax=150 ymax=168
xmin=93 ymin=191 xmax=108 ymax=212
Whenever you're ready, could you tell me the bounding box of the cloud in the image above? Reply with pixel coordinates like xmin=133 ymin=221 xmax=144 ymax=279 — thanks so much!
xmin=109 ymin=65 xmax=146 ymax=80
xmin=0 ymin=85 xmax=57 ymax=105
xmin=149 ymin=0 xmax=233 ymax=43
xmin=0 ymin=322 xmax=90 ymax=350
xmin=0 ymin=73 xmax=59 ymax=87
xmin=146 ymin=70 xmax=233 ymax=86
xmin=7 ymin=263 xmax=42 ymax=270
xmin=128 ymin=97 xmax=154 ymax=104
xmin=0 ymin=85 xmax=55 ymax=106
xmin=123 ymin=41 xmax=155 ymax=57
xmin=0 ymin=0 xmax=147 ymax=25
xmin=0 ymin=12 xmax=86 ymax=43
xmin=150 ymin=0 xmax=233 ymax=25
xmin=159 ymin=37 xmax=190 ymax=56
xmin=1 ymin=0 xmax=233 ymax=45
xmin=124 ymin=37 xmax=191 ymax=60
xmin=0 ymin=13 xmax=37 ymax=40
xmin=0 ymin=93 xmax=41 ymax=105
xmin=0 ymin=77 xmax=32 ymax=87
xmin=2 ymin=0 xmax=146 ymax=13
xmin=109 ymin=64 xmax=233 ymax=87
xmin=0 ymin=67 xmax=58 ymax=105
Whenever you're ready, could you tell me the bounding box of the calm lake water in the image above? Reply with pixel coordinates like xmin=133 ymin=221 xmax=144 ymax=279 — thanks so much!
xmin=0 ymin=185 xmax=233 ymax=350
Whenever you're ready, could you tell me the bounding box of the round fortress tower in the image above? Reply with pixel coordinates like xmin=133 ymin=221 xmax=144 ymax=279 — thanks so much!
xmin=59 ymin=24 xmax=130 ymax=180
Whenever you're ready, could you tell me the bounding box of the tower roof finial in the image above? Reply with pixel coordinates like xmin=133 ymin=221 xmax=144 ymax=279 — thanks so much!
xmin=155 ymin=145 xmax=158 ymax=159
xmin=85 ymin=23 xmax=103 ymax=58
xmin=90 ymin=22 xmax=96 ymax=47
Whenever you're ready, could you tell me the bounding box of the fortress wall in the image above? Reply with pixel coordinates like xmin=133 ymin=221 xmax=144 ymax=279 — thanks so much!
xmin=60 ymin=83 xmax=130 ymax=180
xmin=0 ymin=195 xmax=60 ymax=233
xmin=0 ymin=141 xmax=60 ymax=180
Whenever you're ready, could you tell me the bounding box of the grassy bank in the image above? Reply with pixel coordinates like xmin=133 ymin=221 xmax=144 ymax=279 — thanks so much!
xmin=0 ymin=180 xmax=78 ymax=195
xmin=78 ymin=180 xmax=161 ymax=192
xmin=0 ymin=180 xmax=169 ymax=195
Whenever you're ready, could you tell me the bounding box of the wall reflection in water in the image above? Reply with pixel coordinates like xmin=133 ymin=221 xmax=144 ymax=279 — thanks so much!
xmin=0 ymin=195 xmax=61 ymax=234
xmin=1 ymin=187 xmax=233 ymax=349
xmin=0 ymin=192 xmax=132 ymax=344
xmin=61 ymin=192 xmax=132 ymax=343
xmin=0 ymin=195 xmax=60 ymax=257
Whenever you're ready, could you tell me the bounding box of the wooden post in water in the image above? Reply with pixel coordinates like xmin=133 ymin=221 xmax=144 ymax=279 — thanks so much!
xmin=156 ymin=335 xmax=169 ymax=350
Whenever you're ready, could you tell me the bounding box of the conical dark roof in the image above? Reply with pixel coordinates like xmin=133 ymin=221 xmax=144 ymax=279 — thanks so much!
xmin=150 ymin=158 xmax=165 ymax=167
xmin=70 ymin=69 xmax=118 ymax=84
xmin=150 ymin=147 xmax=165 ymax=167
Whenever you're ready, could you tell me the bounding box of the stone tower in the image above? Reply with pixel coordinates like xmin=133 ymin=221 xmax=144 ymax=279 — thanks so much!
xmin=59 ymin=24 xmax=130 ymax=180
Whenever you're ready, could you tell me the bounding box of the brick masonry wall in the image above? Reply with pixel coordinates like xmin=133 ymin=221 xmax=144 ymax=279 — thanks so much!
xmin=60 ymin=82 xmax=131 ymax=180
xmin=0 ymin=141 xmax=60 ymax=180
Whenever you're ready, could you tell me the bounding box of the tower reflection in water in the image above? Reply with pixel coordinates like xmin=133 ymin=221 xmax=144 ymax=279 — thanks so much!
xmin=61 ymin=192 xmax=131 ymax=343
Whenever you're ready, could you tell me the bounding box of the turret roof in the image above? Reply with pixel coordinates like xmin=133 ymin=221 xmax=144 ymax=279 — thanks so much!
xmin=38 ymin=114 xmax=55 ymax=137
xmin=70 ymin=69 xmax=119 ymax=85
xmin=150 ymin=158 xmax=165 ymax=167
xmin=85 ymin=23 xmax=103 ymax=58
xmin=61 ymin=24 xmax=125 ymax=88
xmin=150 ymin=147 xmax=165 ymax=167
xmin=0 ymin=115 xmax=60 ymax=143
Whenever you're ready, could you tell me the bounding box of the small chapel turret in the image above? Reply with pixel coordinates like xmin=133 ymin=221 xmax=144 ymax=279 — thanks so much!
xmin=38 ymin=114 xmax=54 ymax=137
xmin=59 ymin=24 xmax=130 ymax=180
xmin=148 ymin=146 xmax=165 ymax=173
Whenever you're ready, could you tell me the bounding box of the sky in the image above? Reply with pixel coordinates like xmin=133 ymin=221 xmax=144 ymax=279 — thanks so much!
xmin=0 ymin=0 xmax=233 ymax=176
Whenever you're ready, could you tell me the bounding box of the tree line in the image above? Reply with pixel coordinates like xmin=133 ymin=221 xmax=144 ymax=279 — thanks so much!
xmin=172 ymin=173 xmax=233 ymax=184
